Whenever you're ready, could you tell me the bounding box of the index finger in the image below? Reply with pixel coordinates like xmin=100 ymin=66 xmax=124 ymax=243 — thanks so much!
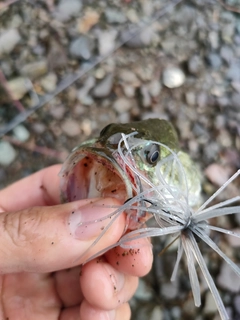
xmin=0 ymin=164 xmax=62 ymax=211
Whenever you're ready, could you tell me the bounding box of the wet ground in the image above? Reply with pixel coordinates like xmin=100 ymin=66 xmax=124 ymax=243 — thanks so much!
xmin=1 ymin=0 xmax=240 ymax=319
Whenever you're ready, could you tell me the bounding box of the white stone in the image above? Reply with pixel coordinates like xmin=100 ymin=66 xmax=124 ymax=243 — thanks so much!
xmin=0 ymin=29 xmax=21 ymax=56
xmin=0 ymin=141 xmax=17 ymax=166
xmin=41 ymin=73 xmax=57 ymax=92
xmin=162 ymin=67 xmax=186 ymax=88
xmin=13 ymin=125 xmax=30 ymax=142
xmin=7 ymin=77 xmax=32 ymax=100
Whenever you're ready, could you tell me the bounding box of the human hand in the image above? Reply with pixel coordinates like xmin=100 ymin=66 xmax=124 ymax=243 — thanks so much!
xmin=0 ymin=165 xmax=153 ymax=320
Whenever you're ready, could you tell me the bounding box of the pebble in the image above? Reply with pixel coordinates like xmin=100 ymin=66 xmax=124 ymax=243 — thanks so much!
xmin=113 ymin=97 xmax=132 ymax=113
xmin=0 ymin=141 xmax=17 ymax=166
xmin=150 ymin=306 xmax=163 ymax=320
xmin=119 ymin=70 xmax=140 ymax=86
xmin=77 ymin=76 xmax=95 ymax=103
xmin=97 ymin=29 xmax=117 ymax=56
xmin=92 ymin=73 xmax=114 ymax=98
xmin=227 ymin=62 xmax=240 ymax=81
xmin=220 ymin=46 xmax=234 ymax=65
xmin=217 ymin=262 xmax=240 ymax=292
xmin=120 ymin=26 xmax=155 ymax=48
xmin=162 ymin=67 xmax=186 ymax=88
xmin=21 ymin=60 xmax=48 ymax=79
xmin=0 ymin=29 xmax=21 ymax=56
xmin=13 ymin=125 xmax=30 ymax=142
xmin=105 ymin=8 xmax=127 ymax=24
xmin=77 ymin=9 xmax=100 ymax=33
xmin=49 ymin=105 xmax=65 ymax=120
xmin=69 ymin=36 xmax=94 ymax=60
xmin=207 ymin=53 xmax=222 ymax=69
xmin=204 ymin=163 xmax=232 ymax=187
xmin=133 ymin=279 xmax=153 ymax=301
xmin=204 ymin=291 xmax=218 ymax=315
xmin=61 ymin=119 xmax=81 ymax=137
xmin=55 ymin=0 xmax=82 ymax=22
xmin=140 ymin=85 xmax=151 ymax=108
xmin=188 ymin=55 xmax=204 ymax=75
xmin=148 ymin=80 xmax=161 ymax=97
xmin=7 ymin=77 xmax=32 ymax=100
xmin=122 ymin=85 xmax=135 ymax=98
xmin=40 ymin=73 xmax=57 ymax=92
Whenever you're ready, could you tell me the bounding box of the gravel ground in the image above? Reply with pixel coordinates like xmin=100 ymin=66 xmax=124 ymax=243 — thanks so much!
xmin=1 ymin=0 xmax=240 ymax=319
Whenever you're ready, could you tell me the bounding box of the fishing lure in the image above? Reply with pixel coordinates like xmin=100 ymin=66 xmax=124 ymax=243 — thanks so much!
xmin=79 ymin=131 xmax=240 ymax=320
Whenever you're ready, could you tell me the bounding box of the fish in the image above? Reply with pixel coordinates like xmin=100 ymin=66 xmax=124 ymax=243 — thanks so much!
xmin=60 ymin=118 xmax=240 ymax=320
xmin=60 ymin=118 xmax=202 ymax=225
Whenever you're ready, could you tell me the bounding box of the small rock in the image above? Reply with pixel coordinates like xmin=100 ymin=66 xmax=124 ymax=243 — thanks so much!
xmin=13 ymin=125 xmax=30 ymax=142
xmin=21 ymin=60 xmax=48 ymax=79
xmin=69 ymin=36 xmax=95 ymax=60
xmin=231 ymin=81 xmax=240 ymax=93
xmin=121 ymin=26 xmax=155 ymax=48
xmin=31 ymin=122 xmax=46 ymax=134
xmin=77 ymin=76 xmax=96 ymax=103
xmin=150 ymin=306 xmax=163 ymax=320
xmin=122 ymin=85 xmax=134 ymax=99
xmin=0 ymin=29 xmax=21 ymax=56
xmin=204 ymin=291 xmax=218 ymax=315
xmin=77 ymin=9 xmax=100 ymax=33
xmin=49 ymin=105 xmax=65 ymax=120
xmin=134 ymin=279 xmax=153 ymax=300
xmin=0 ymin=141 xmax=17 ymax=166
xmin=140 ymin=85 xmax=151 ymax=108
xmin=217 ymin=262 xmax=240 ymax=292
xmin=162 ymin=67 xmax=186 ymax=88
xmin=105 ymin=8 xmax=127 ymax=24
xmin=41 ymin=73 xmax=57 ymax=92
xmin=188 ymin=55 xmax=204 ymax=75
xmin=220 ymin=46 xmax=234 ymax=65
xmin=148 ymin=80 xmax=161 ymax=97
xmin=161 ymin=282 xmax=179 ymax=299
xmin=227 ymin=62 xmax=240 ymax=81
xmin=55 ymin=0 xmax=82 ymax=22
xmin=208 ymin=31 xmax=219 ymax=49
xmin=207 ymin=53 xmax=222 ymax=69
xmin=7 ymin=77 xmax=32 ymax=100
xmin=113 ymin=97 xmax=132 ymax=113
xmin=185 ymin=91 xmax=196 ymax=106
xmin=92 ymin=73 xmax=114 ymax=98
xmin=204 ymin=163 xmax=232 ymax=187
xmin=119 ymin=70 xmax=140 ymax=86
xmin=61 ymin=119 xmax=81 ymax=137
xmin=97 ymin=29 xmax=117 ymax=56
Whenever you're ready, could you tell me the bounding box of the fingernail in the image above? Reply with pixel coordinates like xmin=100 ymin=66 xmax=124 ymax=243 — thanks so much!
xmin=69 ymin=198 xmax=118 ymax=240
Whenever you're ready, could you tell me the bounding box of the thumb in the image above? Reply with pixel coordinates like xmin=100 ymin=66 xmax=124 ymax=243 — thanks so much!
xmin=0 ymin=198 xmax=125 ymax=273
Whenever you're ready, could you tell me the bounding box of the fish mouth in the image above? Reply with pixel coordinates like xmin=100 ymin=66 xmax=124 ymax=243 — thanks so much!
xmin=60 ymin=147 xmax=133 ymax=204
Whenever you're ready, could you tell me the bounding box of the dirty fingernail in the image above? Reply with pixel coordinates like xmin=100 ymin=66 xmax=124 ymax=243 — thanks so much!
xmin=69 ymin=198 xmax=118 ymax=240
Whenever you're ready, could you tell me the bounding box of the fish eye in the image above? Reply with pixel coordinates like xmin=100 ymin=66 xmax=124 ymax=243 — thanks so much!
xmin=144 ymin=143 xmax=160 ymax=165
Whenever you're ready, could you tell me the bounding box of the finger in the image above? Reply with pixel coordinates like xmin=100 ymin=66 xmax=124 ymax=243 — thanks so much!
xmin=0 ymin=198 xmax=125 ymax=273
xmin=80 ymin=259 xmax=138 ymax=310
xmin=80 ymin=300 xmax=131 ymax=320
xmin=106 ymin=238 xmax=153 ymax=277
xmin=55 ymin=266 xmax=83 ymax=307
xmin=0 ymin=164 xmax=62 ymax=211
xmin=59 ymin=306 xmax=80 ymax=320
